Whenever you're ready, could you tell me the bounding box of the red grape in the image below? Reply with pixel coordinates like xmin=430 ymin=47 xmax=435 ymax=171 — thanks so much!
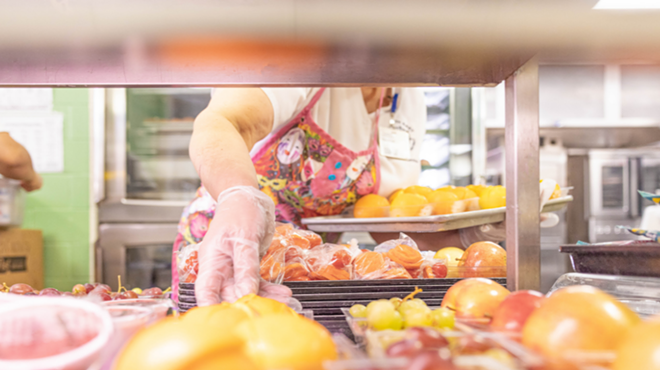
xmin=91 ymin=285 xmax=111 ymax=295
xmin=123 ymin=290 xmax=139 ymax=299
xmin=141 ymin=287 xmax=163 ymax=296
xmin=84 ymin=283 xmax=95 ymax=293
xmin=432 ymin=263 xmax=448 ymax=279
xmin=9 ymin=283 xmax=34 ymax=295
xmin=39 ymin=288 xmax=62 ymax=296
xmin=96 ymin=284 xmax=111 ymax=293
xmin=72 ymin=284 xmax=86 ymax=295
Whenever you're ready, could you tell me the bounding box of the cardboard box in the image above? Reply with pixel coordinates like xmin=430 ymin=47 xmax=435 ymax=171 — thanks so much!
xmin=0 ymin=229 xmax=43 ymax=289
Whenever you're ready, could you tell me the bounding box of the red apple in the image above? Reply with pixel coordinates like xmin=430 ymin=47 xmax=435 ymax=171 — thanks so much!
xmin=441 ymin=278 xmax=495 ymax=310
xmin=490 ymin=290 xmax=544 ymax=338
xmin=458 ymin=241 xmax=506 ymax=278
xmin=522 ymin=285 xmax=641 ymax=359
xmin=454 ymin=280 xmax=510 ymax=321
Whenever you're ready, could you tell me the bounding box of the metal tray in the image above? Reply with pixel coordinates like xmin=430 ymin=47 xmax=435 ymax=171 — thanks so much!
xmin=302 ymin=196 xmax=573 ymax=233
xmin=560 ymin=241 xmax=660 ymax=278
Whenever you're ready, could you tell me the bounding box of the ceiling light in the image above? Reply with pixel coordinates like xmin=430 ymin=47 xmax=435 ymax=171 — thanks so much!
xmin=594 ymin=0 xmax=660 ymax=9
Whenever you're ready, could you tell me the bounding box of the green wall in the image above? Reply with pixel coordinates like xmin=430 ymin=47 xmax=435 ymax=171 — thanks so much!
xmin=23 ymin=89 xmax=92 ymax=290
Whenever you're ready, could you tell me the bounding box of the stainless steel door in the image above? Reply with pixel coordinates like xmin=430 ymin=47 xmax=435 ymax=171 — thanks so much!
xmin=589 ymin=151 xmax=630 ymax=218
xmin=100 ymin=88 xmax=210 ymax=223
xmin=98 ymin=223 xmax=178 ymax=290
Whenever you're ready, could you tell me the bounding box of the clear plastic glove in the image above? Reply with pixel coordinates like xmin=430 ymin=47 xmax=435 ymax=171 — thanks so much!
xmin=458 ymin=180 xmax=560 ymax=248
xmin=195 ymin=186 xmax=287 ymax=306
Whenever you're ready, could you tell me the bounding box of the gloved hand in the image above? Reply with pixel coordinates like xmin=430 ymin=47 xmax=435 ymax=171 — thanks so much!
xmin=458 ymin=180 xmax=561 ymax=248
xmin=195 ymin=186 xmax=291 ymax=306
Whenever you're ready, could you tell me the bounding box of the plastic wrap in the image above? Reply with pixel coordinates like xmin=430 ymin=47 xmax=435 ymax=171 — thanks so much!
xmin=177 ymin=243 xmax=199 ymax=284
xmin=0 ymin=297 xmax=113 ymax=370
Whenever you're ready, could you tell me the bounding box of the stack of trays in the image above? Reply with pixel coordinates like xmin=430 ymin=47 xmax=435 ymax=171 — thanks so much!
xmin=179 ymin=278 xmax=507 ymax=339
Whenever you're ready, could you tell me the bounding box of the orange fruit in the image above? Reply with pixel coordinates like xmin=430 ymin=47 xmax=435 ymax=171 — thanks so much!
xmin=115 ymin=317 xmax=257 ymax=370
xmin=235 ymin=314 xmax=337 ymax=370
xmin=235 ymin=294 xmax=297 ymax=316
xmin=479 ymin=185 xmax=506 ymax=209
xmin=467 ymin=184 xmax=486 ymax=196
xmin=426 ymin=190 xmax=460 ymax=215
xmin=388 ymin=189 xmax=404 ymax=203
xmin=403 ymin=185 xmax=433 ymax=198
xmin=390 ymin=193 xmax=432 ymax=217
xmin=354 ymin=194 xmax=389 ymax=218
xmin=183 ymin=303 xmax=252 ymax=329
xmin=448 ymin=187 xmax=478 ymax=200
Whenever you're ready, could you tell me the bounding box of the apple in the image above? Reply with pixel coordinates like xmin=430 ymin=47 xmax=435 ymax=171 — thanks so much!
xmin=458 ymin=241 xmax=506 ymax=278
xmin=612 ymin=318 xmax=660 ymax=370
xmin=490 ymin=290 xmax=544 ymax=338
xmin=434 ymin=247 xmax=464 ymax=278
xmin=522 ymin=285 xmax=641 ymax=359
xmin=440 ymin=278 xmax=495 ymax=310
xmin=453 ymin=280 xmax=510 ymax=321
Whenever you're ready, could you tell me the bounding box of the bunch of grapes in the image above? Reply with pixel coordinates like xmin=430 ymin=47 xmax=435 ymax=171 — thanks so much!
xmin=349 ymin=296 xmax=455 ymax=331
xmin=3 ymin=283 xmax=166 ymax=301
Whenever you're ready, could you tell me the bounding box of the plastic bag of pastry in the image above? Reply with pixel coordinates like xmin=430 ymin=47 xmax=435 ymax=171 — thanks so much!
xmin=373 ymin=232 xmax=419 ymax=254
xmin=177 ymin=243 xmax=200 ymax=284
xmin=353 ymin=251 xmax=389 ymax=280
xmin=260 ymin=247 xmax=286 ymax=284
xmin=382 ymin=242 xmax=425 ymax=278
xmin=419 ymin=251 xmax=449 ymax=279
xmin=305 ymin=243 xmax=354 ymax=280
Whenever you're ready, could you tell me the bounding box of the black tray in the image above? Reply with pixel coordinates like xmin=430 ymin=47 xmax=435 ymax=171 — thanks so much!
xmin=560 ymin=242 xmax=660 ymax=277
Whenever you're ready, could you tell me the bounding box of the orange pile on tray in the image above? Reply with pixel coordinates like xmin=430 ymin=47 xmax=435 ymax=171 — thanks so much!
xmin=259 ymin=225 xmax=448 ymax=283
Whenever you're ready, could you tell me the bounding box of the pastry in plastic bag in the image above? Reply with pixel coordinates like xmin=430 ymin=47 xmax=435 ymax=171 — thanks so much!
xmin=353 ymin=251 xmax=388 ymax=279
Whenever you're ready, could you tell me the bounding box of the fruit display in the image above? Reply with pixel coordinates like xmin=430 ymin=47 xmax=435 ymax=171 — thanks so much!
xmin=339 ymin=278 xmax=660 ymax=370
xmin=1 ymin=281 xmax=170 ymax=301
xmin=178 ymin=225 xmax=507 ymax=283
xmin=352 ymin=180 xmax=564 ymax=219
xmin=114 ymin=294 xmax=337 ymax=370
xmin=353 ymin=185 xmax=481 ymax=219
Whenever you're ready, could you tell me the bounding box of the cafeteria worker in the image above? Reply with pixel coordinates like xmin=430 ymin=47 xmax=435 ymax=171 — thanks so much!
xmin=174 ymin=87 xmax=499 ymax=306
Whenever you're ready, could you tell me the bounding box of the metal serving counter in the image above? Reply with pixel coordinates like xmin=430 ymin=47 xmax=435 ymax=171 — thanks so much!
xmin=3 ymin=0 xmax=660 ymax=291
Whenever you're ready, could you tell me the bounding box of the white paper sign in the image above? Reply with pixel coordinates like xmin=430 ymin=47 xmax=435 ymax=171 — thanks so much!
xmin=0 ymin=88 xmax=53 ymax=111
xmin=379 ymin=127 xmax=412 ymax=160
xmin=0 ymin=112 xmax=64 ymax=173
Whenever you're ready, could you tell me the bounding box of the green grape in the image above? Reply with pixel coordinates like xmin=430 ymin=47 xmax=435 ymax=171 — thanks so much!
xmin=349 ymin=304 xmax=367 ymax=318
xmin=412 ymin=298 xmax=428 ymax=307
xmin=398 ymin=300 xmax=426 ymax=316
xmin=391 ymin=311 xmax=403 ymax=330
xmin=389 ymin=297 xmax=403 ymax=309
xmin=431 ymin=307 xmax=455 ymax=329
xmin=367 ymin=302 xmax=402 ymax=331
xmin=366 ymin=299 xmax=391 ymax=316
xmin=403 ymin=308 xmax=433 ymax=328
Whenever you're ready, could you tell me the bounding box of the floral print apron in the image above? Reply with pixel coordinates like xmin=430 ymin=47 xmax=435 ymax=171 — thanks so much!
xmin=172 ymin=88 xmax=383 ymax=298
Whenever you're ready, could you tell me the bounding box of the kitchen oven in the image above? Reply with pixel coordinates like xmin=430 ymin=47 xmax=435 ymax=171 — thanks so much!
xmin=98 ymin=88 xmax=210 ymax=290
xmin=568 ymin=148 xmax=660 ymax=244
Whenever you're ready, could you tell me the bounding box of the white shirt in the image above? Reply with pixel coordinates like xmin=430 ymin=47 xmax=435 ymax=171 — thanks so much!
xmin=254 ymin=87 xmax=426 ymax=197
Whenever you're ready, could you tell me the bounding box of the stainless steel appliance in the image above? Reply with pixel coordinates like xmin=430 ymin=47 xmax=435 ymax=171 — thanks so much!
xmin=98 ymin=88 xmax=210 ymax=290
xmin=567 ymin=148 xmax=660 ymax=244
